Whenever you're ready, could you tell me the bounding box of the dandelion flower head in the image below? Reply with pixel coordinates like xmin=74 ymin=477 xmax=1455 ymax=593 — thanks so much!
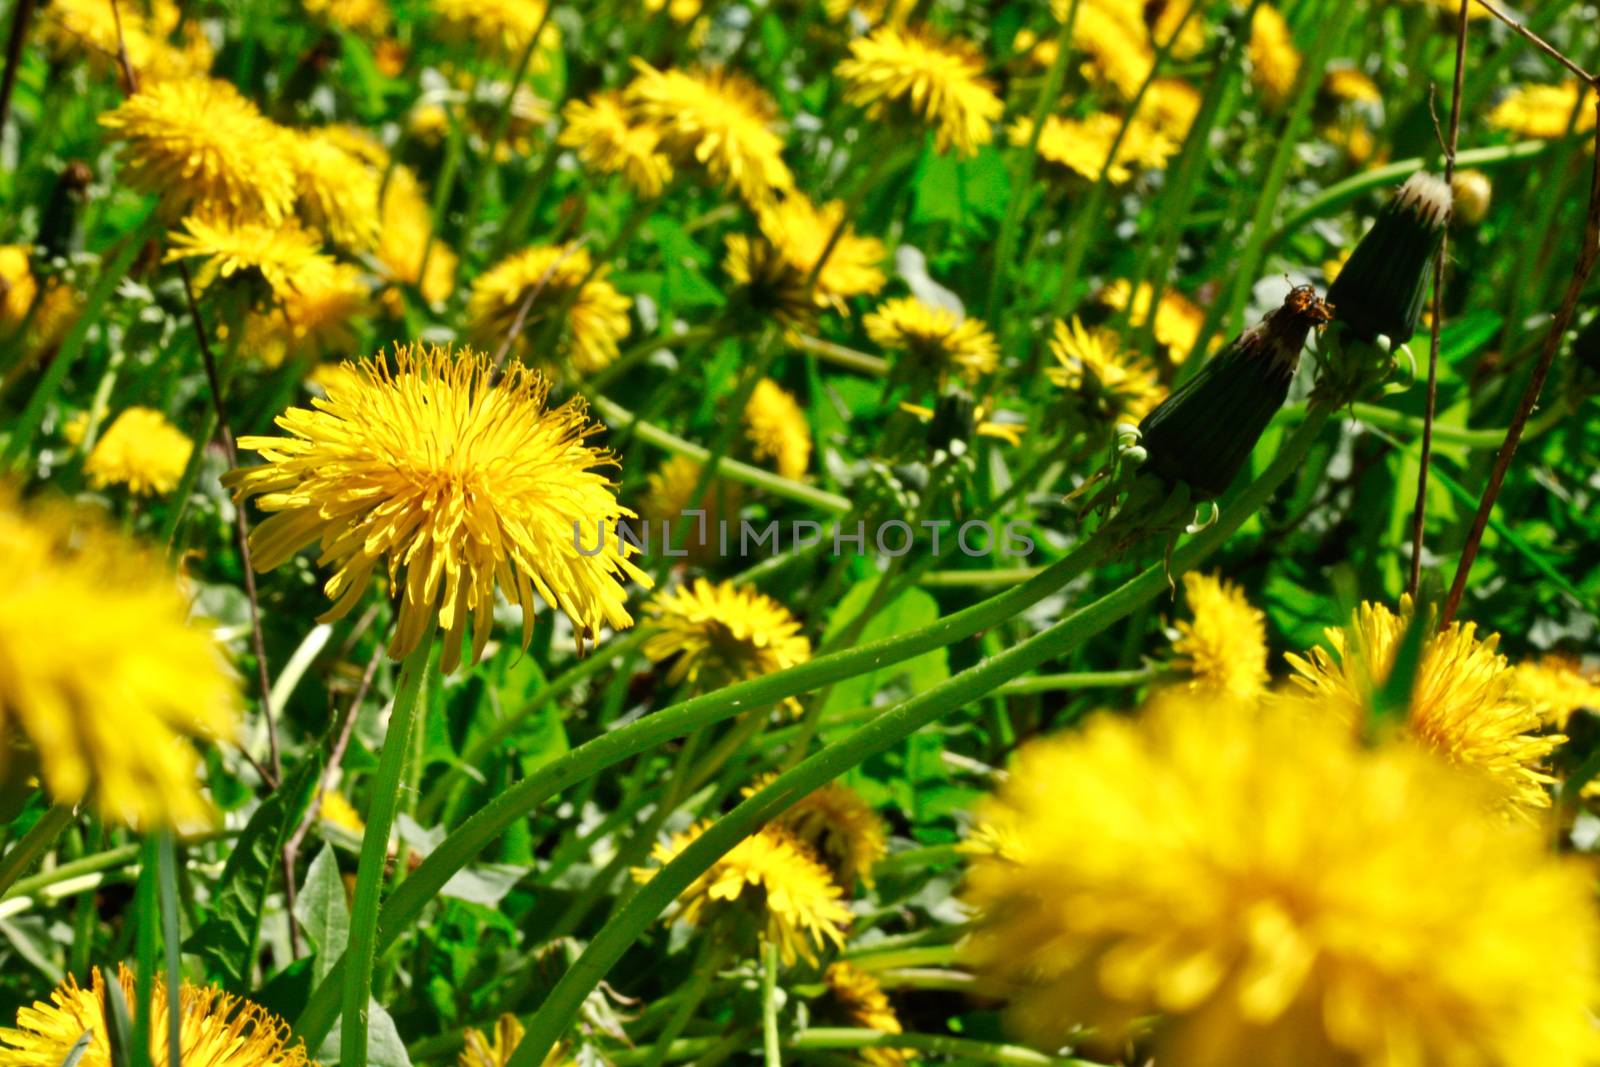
xmin=84 ymin=406 xmax=193 ymax=497
xmin=836 ymin=26 xmax=1003 ymax=158
xmin=865 ymin=296 xmax=998 ymax=385
xmin=755 ymin=194 xmax=887 ymax=311
xmin=559 ymin=92 xmax=675 ymax=199
xmin=1488 ymin=81 xmax=1598 ymax=139
xmin=777 ymin=781 xmax=888 ymax=891
xmin=292 ymin=129 xmax=383 ymax=252
xmin=164 ymin=215 xmax=336 ymax=301
xmin=1514 ymin=653 xmax=1600 ymax=729
xmin=243 ymin=260 xmax=372 ymax=369
xmin=824 ymin=964 xmax=911 ymax=1067
xmin=1100 ymin=279 xmax=1209 ymax=362
xmin=744 ymin=378 xmax=813 ymax=480
xmin=1012 ymin=113 xmax=1176 ymax=186
xmin=1249 ymin=5 xmax=1301 ymax=110
xmin=467 ymin=244 xmax=632 ymax=376
xmin=644 ymin=578 xmax=811 ymax=704
xmin=1170 ymin=571 xmax=1270 ymax=701
xmin=432 ymin=0 xmax=558 ymax=65
xmin=41 ymin=0 xmax=212 ymax=83
xmin=1046 ymin=316 xmax=1165 ymax=424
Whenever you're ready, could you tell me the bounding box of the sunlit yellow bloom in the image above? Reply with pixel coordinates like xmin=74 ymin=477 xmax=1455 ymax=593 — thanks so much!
xmin=84 ymin=407 xmax=193 ymax=497
xmin=164 ymin=215 xmax=335 ymax=301
xmin=292 ymin=129 xmax=383 ymax=252
xmin=378 ymin=165 xmax=457 ymax=305
xmin=458 ymin=1014 xmax=571 ymax=1067
xmin=963 ymin=693 xmax=1600 ymax=1067
xmin=1170 ymin=572 xmax=1268 ymax=701
xmin=1046 ymin=316 xmax=1164 ymax=423
xmin=1322 ymin=67 xmax=1380 ymax=104
xmin=244 ymin=261 xmax=372 ymax=369
xmin=1012 ymin=113 xmax=1177 ymax=186
xmin=0 ymin=965 xmax=309 ymax=1067
xmin=1249 ymin=5 xmax=1300 ymax=110
xmin=824 ymin=964 xmax=912 ymax=1067
xmin=627 ymin=60 xmax=794 ymax=207
xmin=0 ymin=494 xmax=237 ymax=827
xmin=778 ymin=781 xmax=887 ymax=891
xmin=1514 ymin=654 xmax=1600 ymax=729
xmin=223 ymin=344 xmax=649 ymax=673
xmin=1071 ymin=3 xmax=1155 ymax=99
xmin=318 ymin=789 xmax=365 ymax=835
xmin=836 ymin=26 xmax=1002 ymax=158
xmin=644 ymin=0 xmax=703 ymax=23
xmin=559 ymin=92 xmax=674 ymax=199
xmin=304 ymin=0 xmax=391 ymax=34
xmin=1139 ymin=78 xmax=1202 ymax=141
xmin=634 ymin=820 xmax=852 ymax=965
xmin=432 ymin=0 xmax=558 ymax=65
xmin=467 ymin=245 xmax=632 ymax=376
xmin=1100 ymin=279 xmax=1208 ymax=362
xmin=644 ymin=579 xmax=811 ymax=706
xmin=865 ymin=296 xmax=998 ymax=384
xmin=744 ymin=378 xmax=812 ymax=480
xmin=100 ymin=78 xmax=296 ymax=224
xmin=638 ymin=456 xmax=741 ymax=564
xmin=1285 ymin=597 xmax=1560 ymax=813
xmin=1488 ymin=81 xmax=1598 ymax=139
xmin=40 ymin=0 xmax=212 ymax=82
xmin=759 ymin=195 xmax=887 ymax=311
xmin=0 ymin=246 xmax=38 ymax=329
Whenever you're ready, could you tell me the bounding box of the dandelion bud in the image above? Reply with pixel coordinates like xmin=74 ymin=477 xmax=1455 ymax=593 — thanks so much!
xmin=1137 ymin=286 xmax=1331 ymax=499
xmin=1451 ymin=169 xmax=1492 ymax=225
xmin=927 ymin=390 xmax=977 ymax=455
xmin=1326 ymin=172 xmax=1451 ymax=344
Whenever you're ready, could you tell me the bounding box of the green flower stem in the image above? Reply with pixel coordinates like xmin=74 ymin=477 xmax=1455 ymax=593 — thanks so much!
xmin=761 ymin=942 xmax=782 ymax=1067
xmin=292 ymin=531 xmax=1115 ymax=1048
xmin=157 ymin=833 xmax=182 ymax=1067
xmin=499 ymin=410 xmax=1335 ymax=1067
xmin=0 ymin=805 xmax=75 ymax=898
xmin=340 ymin=641 xmax=431 ymax=1067
xmin=998 ymin=668 xmax=1159 ymax=694
xmin=788 ymin=1029 xmax=1101 ymax=1067
xmin=838 ymin=944 xmax=961 ymax=971
xmin=640 ymin=936 xmax=727 ymax=1067
xmin=917 ymin=565 xmax=1043 ymax=587
xmin=793 ymin=335 xmax=888 ymax=377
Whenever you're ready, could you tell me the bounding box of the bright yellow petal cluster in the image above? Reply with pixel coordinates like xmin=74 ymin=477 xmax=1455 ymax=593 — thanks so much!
xmin=836 ymin=26 xmax=1002 ymax=158
xmin=1046 ymin=316 xmax=1165 ymax=423
xmin=40 ymin=0 xmax=212 ymax=83
xmin=303 ymin=0 xmax=392 ymax=35
xmin=467 ymin=245 xmax=632 ymax=375
xmin=1284 ymin=597 xmax=1560 ymax=813
xmin=1323 ymin=67 xmax=1381 ymax=104
xmin=638 ymin=456 xmax=742 ymax=563
xmin=99 ymin=78 xmax=297 ymax=224
xmin=459 ymin=1014 xmax=570 ymax=1067
xmin=627 ymin=60 xmax=794 ymax=207
xmin=1170 ymin=572 xmax=1269 ymax=701
xmin=0 ymin=494 xmax=237 ymax=827
xmin=432 ymin=0 xmax=558 ymax=64
xmin=0 ymin=249 xmax=79 ymax=356
xmin=164 ymin=215 xmax=336 ymax=300
xmin=378 ymin=165 xmax=458 ymax=306
xmin=244 ymin=260 xmax=372 ymax=368
xmin=292 ymin=129 xmax=383 ymax=252
xmin=865 ymin=296 xmax=998 ymax=384
xmin=1514 ymin=654 xmax=1600 ymax=729
xmin=0 ymin=966 xmax=309 ymax=1067
xmin=824 ymin=964 xmax=912 ymax=1067
xmin=634 ymin=820 xmax=852 ymax=965
xmin=0 ymin=245 xmax=38 ymax=329
xmin=223 ymin=344 xmax=649 ymax=673
xmin=760 ymin=195 xmax=887 ymax=310
xmin=1488 ymin=81 xmax=1599 ymax=139
xmin=1100 ymin=279 xmax=1208 ymax=362
xmin=559 ymin=92 xmax=675 ymax=199
xmin=1012 ymin=113 xmax=1178 ymax=186
xmin=1070 ymin=3 xmax=1156 ymax=99
xmin=963 ymin=693 xmax=1600 ymax=1067
xmin=1139 ymin=78 xmax=1203 ymax=141
xmin=1249 ymin=5 xmax=1301 ymax=111
xmin=644 ymin=578 xmax=812 ymax=704
xmin=779 ymin=782 xmax=888 ymax=891
xmin=84 ymin=406 xmax=193 ymax=497
xmin=744 ymin=378 xmax=813 ymax=480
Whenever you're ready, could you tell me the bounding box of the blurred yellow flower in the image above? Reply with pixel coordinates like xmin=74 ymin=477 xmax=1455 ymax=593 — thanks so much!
xmin=1139 ymin=78 xmax=1202 ymax=141
xmin=468 ymin=245 xmax=632 ymax=375
xmin=638 ymin=456 xmax=741 ymax=563
xmin=1100 ymin=279 xmax=1208 ymax=362
xmin=164 ymin=215 xmax=335 ymax=300
xmin=458 ymin=1014 xmax=568 ymax=1067
xmin=644 ymin=0 xmax=703 ymax=23
xmin=318 ymin=789 xmax=365 ymax=835
xmin=40 ymin=0 xmax=212 ymax=83
xmin=1170 ymin=571 xmax=1269 ymax=700
xmin=0 ymin=493 xmax=237 ymax=826
xmin=0 ymin=245 xmax=38 ymax=329
xmin=1322 ymin=67 xmax=1381 ymax=104
xmin=1012 ymin=113 xmax=1177 ymax=186
xmin=865 ymin=296 xmax=998 ymax=385
xmin=1249 ymin=5 xmax=1301 ymax=110
xmin=744 ymin=377 xmax=812 ymax=480
xmin=645 ymin=578 xmax=811 ymax=704
xmin=1046 ymin=316 xmax=1165 ymax=423
xmin=292 ymin=129 xmax=383 ymax=252
xmin=824 ymin=964 xmax=911 ymax=1067
xmin=1285 ymin=597 xmax=1561 ymax=813
xmin=559 ymin=92 xmax=675 ymax=198
xmin=100 ymin=78 xmax=296 ymax=224
xmin=244 ymin=260 xmax=372 ymax=368
xmin=634 ymin=820 xmax=851 ymax=965
xmin=432 ymin=0 xmax=558 ymax=65
xmin=836 ymin=26 xmax=1002 ymax=158
xmin=0 ymin=965 xmax=310 ymax=1067
xmin=1514 ymin=653 xmax=1600 ymax=729
xmin=1071 ymin=3 xmax=1155 ymax=100
xmin=757 ymin=194 xmax=887 ymax=311
xmin=304 ymin=0 xmax=392 ymax=35
xmin=963 ymin=693 xmax=1600 ymax=1067
xmin=223 ymin=344 xmax=648 ymax=672
xmin=777 ymin=781 xmax=887 ymax=891
xmin=84 ymin=406 xmax=193 ymax=497
xmin=1488 ymin=81 xmax=1598 ymax=139
xmin=378 ymin=165 xmax=457 ymax=305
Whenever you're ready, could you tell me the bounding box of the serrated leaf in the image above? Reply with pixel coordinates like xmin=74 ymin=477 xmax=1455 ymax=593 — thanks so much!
xmin=293 ymin=845 xmax=350 ymax=985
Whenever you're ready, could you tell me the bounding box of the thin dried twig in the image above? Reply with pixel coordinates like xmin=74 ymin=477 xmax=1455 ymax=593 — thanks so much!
xmin=107 ymin=0 xmax=138 ymax=94
xmin=1470 ymin=0 xmax=1596 ymax=84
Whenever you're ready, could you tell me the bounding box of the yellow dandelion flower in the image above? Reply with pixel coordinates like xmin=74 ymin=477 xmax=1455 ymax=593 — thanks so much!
xmin=222 ymin=344 xmax=650 ymax=673
xmin=1150 ymin=0 xmax=1209 ymax=59
xmin=758 ymin=194 xmax=887 ymax=310
xmin=1012 ymin=113 xmax=1176 ymax=186
xmin=1170 ymin=571 xmax=1269 ymax=701
xmin=0 ymin=494 xmax=237 ymax=827
xmin=1285 ymin=597 xmax=1561 ymax=813
xmin=84 ymin=406 xmax=193 ymax=497
xmin=559 ymin=92 xmax=675 ymax=199
xmin=633 ymin=820 xmax=851 ymax=965
xmin=292 ymin=129 xmax=383 ymax=252
xmin=824 ymin=964 xmax=912 ymax=1067
xmin=305 ymin=360 xmax=362 ymax=396
xmin=1514 ymin=653 xmax=1600 ymax=729
xmin=1249 ymin=5 xmax=1301 ymax=110
xmin=778 ymin=782 xmax=887 ymax=891
xmin=865 ymin=296 xmax=998 ymax=384
xmin=378 ymin=165 xmax=457 ymax=305
xmin=432 ymin=0 xmax=559 ymax=65
xmin=1488 ymin=81 xmax=1598 ymax=139
xmin=0 ymin=965 xmax=309 ymax=1067
xmin=41 ymin=0 xmax=211 ymax=83
xmin=963 ymin=693 xmax=1600 ymax=1067
xmin=744 ymin=378 xmax=812 ymax=480
xmin=836 ymin=26 xmax=1002 ymax=158
xmin=626 ymin=60 xmax=794 ymax=207
xmin=0 ymin=245 xmax=38 ymax=329
xmin=638 ymin=456 xmax=742 ymax=564
xmin=1323 ymin=248 xmax=1351 ymax=284
xmin=467 ymin=245 xmax=632 ymax=376
xmin=1046 ymin=316 xmax=1165 ymax=423
xmin=723 ymin=234 xmax=815 ymax=329
xmin=1139 ymin=78 xmax=1202 ymax=141
xmin=1070 ymin=3 xmax=1155 ymax=100
xmin=304 ymin=0 xmax=392 ymax=36
xmin=318 ymin=788 xmax=365 ymax=835
xmin=644 ymin=578 xmax=811 ymax=705
xmin=99 ymin=78 xmax=296 ymax=224
xmin=164 ymin=215 xmax=335 ymax=301
xmin=1100 ymin=279 xmax=1208 ymax=362
xmin=1322 ymin=67 xmax=1381 ymax=104
xmin=244 ymin=260 xmax=372 ymax=369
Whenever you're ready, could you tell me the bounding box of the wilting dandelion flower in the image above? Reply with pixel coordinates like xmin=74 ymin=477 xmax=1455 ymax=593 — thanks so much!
xmin=824 ymin=964 xmax=912 ymax=1067
xmin=1326 ymin=172 xmax=1450 ymax=346
xmin=1047 ymin=316 xmax=1165 ymax=424
xmin=1248 ymin=5 xmax=1300 ymax=110
xmin=1100 ymin=279 xmax=1208 ymax=362
xmin=776 ymin=781 xmax=887 ymax=891
xmin=0 ymin=494 xmax=237 ymax=826
xmin=40 ymin=0 xmax=212 ymax=83
xmin=223 ymin=344 xmax=648 ymax=673
xmin=963 ymin=694 xmax=1600 ymax=1067
xmin=744 ymin=378 xmax=813 ymax=480
xmin=100 ymin=78 xmax=296 ymax=224
xmin=1514 ymin=654 xmax=1600 ymax=729
xmin=0 ymin=965 xmax=310 ymax=1067
xmin=865 ymin=296 xmax=998 ymax=385
xmin=292 ymin=129 xmax=383 ymax=252
xmin=1285 ymin=597 xmax=1560 ymax=813
xmin=627 ymin=61 xmax=794 ymax=206
xmin=1170 ymin=571 xmax=1269 ymax=700
xmin=378 ymin=165 xmax=457 ymax=306
xmin=165 ymin=215 xmax=336 ymax=300
xmin=559 ymin=92 xmax=675 ymax=198
xmin=468 ymin=245 xmax=632 ymax=376
xmin=432 ymin=0 xmax=558 ymax=64
xmin=836 ymin=26 xmax=1002 ymax=158
xmin=84 ymin=407 xmax=193 ymax=497
xmin=1488 ymin=81 xmax=1598 ymax=139
xmin=644 ymin=579 xmax=811 ymax=706
xmin=634 ymin=821 xmax=852 ymax=965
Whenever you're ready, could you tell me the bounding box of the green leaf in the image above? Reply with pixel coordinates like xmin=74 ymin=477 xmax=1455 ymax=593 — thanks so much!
xmin=294 ymin=845 xmax=351 ymax=985
xmin=822 ymin=581 xmax=951 ymax=714
xmin=58 ymin=1029 xmax=94 ymax=1067
xmin=101 ymin=968 xmax=136 ymax=1067
xmin=186 ymin=756 xmax=322 ymax=992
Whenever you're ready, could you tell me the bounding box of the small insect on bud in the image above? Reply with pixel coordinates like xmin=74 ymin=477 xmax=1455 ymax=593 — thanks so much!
xmin=1451 ymin=170 xmax=1492 ymax=225
xmin=1326 ymin=172 xmax=1451 ymax=345
xmin=1137 ymin=285 xmax=1332 ymax=499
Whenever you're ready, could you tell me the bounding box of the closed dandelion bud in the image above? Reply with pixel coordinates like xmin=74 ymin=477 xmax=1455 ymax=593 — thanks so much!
xmin=37 ymin=161 xmax=93 ymax=261
xmin=1326 ymin=172 xmax=1451 ymax=344
xmin=1451 ymin=169 xmax=1492 ymax=225
xmin=1137 ymin=285 xmax=1331 ymax=499
xmin=927 ymin=390 xmax=977 ymax=455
